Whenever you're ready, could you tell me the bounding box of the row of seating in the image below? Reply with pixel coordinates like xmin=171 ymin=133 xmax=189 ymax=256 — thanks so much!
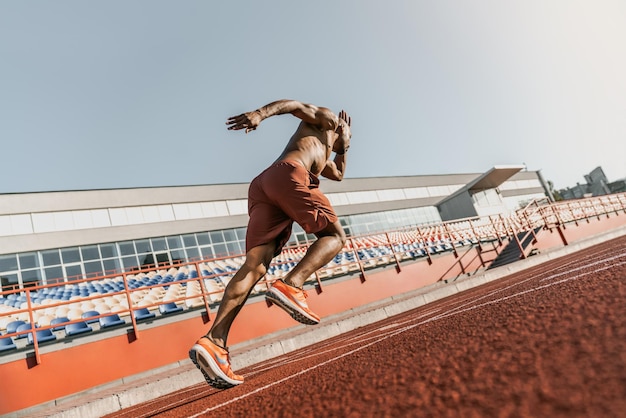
xmin=0 ymin=304 xmax=181 ymax=353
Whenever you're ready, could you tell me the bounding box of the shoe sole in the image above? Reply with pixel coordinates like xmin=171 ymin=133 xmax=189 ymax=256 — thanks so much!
xmin=189 ymin=344 xmax=242 ymax=389
xmin=265 ymin=288 xmax=320 ymax=325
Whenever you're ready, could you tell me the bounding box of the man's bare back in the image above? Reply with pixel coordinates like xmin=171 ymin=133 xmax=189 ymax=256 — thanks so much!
xmin=226 ymin=100 xmax=351 ymax=179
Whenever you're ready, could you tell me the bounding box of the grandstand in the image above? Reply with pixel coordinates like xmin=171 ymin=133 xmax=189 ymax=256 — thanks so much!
xmin=3 ymin=165 xmax=626 ymax=415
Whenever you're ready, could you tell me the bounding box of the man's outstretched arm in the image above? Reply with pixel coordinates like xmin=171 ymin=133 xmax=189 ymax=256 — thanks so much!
xmin=226 ymin=100 xmax=338 ymax=133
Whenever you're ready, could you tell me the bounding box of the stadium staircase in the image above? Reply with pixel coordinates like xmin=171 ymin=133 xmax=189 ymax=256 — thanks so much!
xmin=487 ymin=227 xmax=542 ymax=270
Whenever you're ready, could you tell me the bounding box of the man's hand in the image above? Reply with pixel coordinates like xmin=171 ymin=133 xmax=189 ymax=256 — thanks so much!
xmin=336 ymin=110 xmax=352 ymax=153
xmin=226 ymin=110 xmax=263 ymax=133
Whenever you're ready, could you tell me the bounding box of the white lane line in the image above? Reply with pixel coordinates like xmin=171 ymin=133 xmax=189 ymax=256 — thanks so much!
xmin=539 ymin=254 xmax=626 ymax=282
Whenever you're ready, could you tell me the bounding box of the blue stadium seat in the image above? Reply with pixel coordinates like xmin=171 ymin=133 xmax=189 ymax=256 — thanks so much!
xmin=99 ymin=314 xmax=126 ymax=329
xmin=27 ymin=328 xmax=57 ymax=345
xmin=5 ymin=320 xmax=26 ymax=336
xmin=15 ymin=323 xmax=34 ymax=339
xmin=159 ymin=302 xmax=183 ymax=315
xmin=0 ymin=335 xmax=17 ymax=352
xmin=50 ymin=317 xmax=70 ymax=331
xmin=134 ymin=308 xmax=156 ymax=322
xmin=81 ymin=310 xmax=101 ymax=324
xmin=65 ymin=321 xmax=93 ymax=336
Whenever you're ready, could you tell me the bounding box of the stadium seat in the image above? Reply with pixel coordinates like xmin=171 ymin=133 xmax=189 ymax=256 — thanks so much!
xmin=5 ymin=320 xmax=26 ymax=336
xmin=81 ymin=310 xmax=101 ymax=324
xmin=133 ymin=307 xmax=156 ymax=322
xmin=16 ymin=322 xmax=36 ymax=339
xmin=99 ymin=314 xmax=126 ymax=329
xmin=50 ymin=316 xmax=70 ymax=331
xmin=65 ymin=321 xmax=93 ymax=336
xmin=27 ymin=328 xmax=57 ymax=345
xmin=0 ymin=335 xmax=17 ymax=352
xmin=158 ymin=302 xmax=183 ymax=315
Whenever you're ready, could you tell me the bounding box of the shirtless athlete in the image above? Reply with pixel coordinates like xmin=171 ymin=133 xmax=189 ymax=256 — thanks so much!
xmin=189 ymin=99 xmax=352 ymax=388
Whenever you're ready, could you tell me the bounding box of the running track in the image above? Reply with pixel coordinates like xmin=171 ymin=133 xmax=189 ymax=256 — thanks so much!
xmin=107 ymin=235 xmax=626 ymax=418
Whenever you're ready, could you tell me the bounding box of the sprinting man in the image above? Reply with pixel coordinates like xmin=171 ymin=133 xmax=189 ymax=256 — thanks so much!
xmin=189 ymin=99 xmax=352 ymax=388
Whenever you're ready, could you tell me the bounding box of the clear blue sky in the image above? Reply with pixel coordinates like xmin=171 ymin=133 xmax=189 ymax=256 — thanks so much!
xmin=1 ymin=1 xmax=625 ymax=194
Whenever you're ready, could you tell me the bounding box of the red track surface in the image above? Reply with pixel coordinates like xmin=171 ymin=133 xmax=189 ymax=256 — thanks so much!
xmin=107 ymin=235 xmax=626 ymax=418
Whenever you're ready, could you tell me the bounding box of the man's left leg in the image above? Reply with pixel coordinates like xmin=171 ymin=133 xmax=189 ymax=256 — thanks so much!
xmin=265 ymin=220 xmax=345 ymax=324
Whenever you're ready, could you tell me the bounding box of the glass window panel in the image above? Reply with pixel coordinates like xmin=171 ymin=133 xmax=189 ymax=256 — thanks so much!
xmin=44 ymin=266 xmax=63 ymax=284
xmin=210 ymin=231 xmax=223 ymax=243
xmin=22 ymin=269 xmax=42 ymax=284
xmin=81 ymin=245 xmax=100 ymax=261
xmin=44 ymin=267 xmax=64 ymax=284
xmin=135 ymin=239 xmax=151 ymax=254
xmin=223 ymin=229 xmax=237 ymax=242
xmin=119 ymin=241 xmax=135 ymax=256
xmin=196 ymin=232 xmax=211 ymax=246
xmin=213 ymin=243 xmax=227 ymax=257
xmin=294 ymin=232 xmax=306 ymax=245
xmin=167 ymin=236 xmax=183 ymax=249
xmin=84 ymin=261 xmax=103 ymax=277
xmin=42 ymin=249 xmax=61 ymax=266
xmin=65 ymin=265 xmax=83 ymax=280
xmin=170 ymin=250 xmax=186 ymax=263
xmin=0 ymin=272 xmax=19 ymax=287
xmin=226 ymin=242 xmax=242 ymax=255
xmin=19 ymin=252 xmax=39 ymax=269
xmin=139 ymin=254 xmax=156 ymax=268
xmin=200 ymin=246 xmax=215 ymax=259
xmin=151 ymin=237 xmax=167 ymax=252
xmin=185 ymin=247 xmax=200 ymax=260
xmin=235 ymin=228 xmax=247 ymax=241
xmin=103 ymin=259 xmax=121 ymax=274
xmin=61 ymin=247 xmax=81 ymax=263
xmin=100 ymin=243 xmax=118 ymax=258
xmin=182 ymin=234 xmax=197 ymax=247
xmin=0 ymin=254 xmax=18 ymax=272
xmin=122 ymin=256 xmax=139 ymax=270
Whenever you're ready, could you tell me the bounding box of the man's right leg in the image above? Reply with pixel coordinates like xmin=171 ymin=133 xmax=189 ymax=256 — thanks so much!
xmin=190 ymin=242 xmax=276 ymax=388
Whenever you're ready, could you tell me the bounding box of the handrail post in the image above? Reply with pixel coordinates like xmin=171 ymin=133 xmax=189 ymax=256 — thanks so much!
xmin=195 ymin=261 xmax=212 ymax=323
xmin=416 ymin=225 xmax=432 ymax=265
xmin=385 ymin=231 xmax=402 ymax=272
xmin=468 ymin=218 xmax=483 ymax=252
xmin=314 ymin=270 xmax=323 ymax=294
xmin=122 ymin=271 xmax=139 ymax=340
xmin=26 ymin=289 xmax=41 ymax=365
xmin=443 ymin=222 xmax=458 ymax=258
xmin=350 ymin=238 xmax=367 ymax=282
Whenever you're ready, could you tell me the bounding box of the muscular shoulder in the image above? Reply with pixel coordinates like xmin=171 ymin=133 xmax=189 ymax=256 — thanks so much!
xmin=308 ymin=106 xmax=338 ymax=131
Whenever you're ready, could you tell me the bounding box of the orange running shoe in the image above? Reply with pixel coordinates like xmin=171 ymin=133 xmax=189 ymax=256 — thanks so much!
xmin=265 ymin=279 xmax=320 ymax=325
xmin=189 ymin=336 xmax=243 ymax=389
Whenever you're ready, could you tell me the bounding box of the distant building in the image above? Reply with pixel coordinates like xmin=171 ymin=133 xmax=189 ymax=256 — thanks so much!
xmin=559 ymin=166 xmax=624 ymax=200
